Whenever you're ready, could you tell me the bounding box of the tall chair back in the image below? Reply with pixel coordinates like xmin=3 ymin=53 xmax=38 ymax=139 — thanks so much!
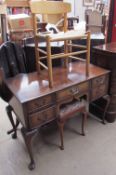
xmin=86 ymin=10 xmax=104 ymax=34
xmin=0 ymin=41 xmax=27 ymax=101
xmin=30 ymin=0 xmax=71 ymax=34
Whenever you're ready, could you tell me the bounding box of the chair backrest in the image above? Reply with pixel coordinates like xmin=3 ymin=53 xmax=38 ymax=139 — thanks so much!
xmin=86 ymin=10 xmax=103 ymax=33
xmin=0 ymin=41 xmax=28 ymax=102
xmin=96 ymin=3 xmax=105 ymax=14
xmin=29 ymin=0 xmax=71 ymax=33
xmin=0 ymin=41 xmax=27 ymax=78
xmin=67 ymin=17 xmax=79 ymax=30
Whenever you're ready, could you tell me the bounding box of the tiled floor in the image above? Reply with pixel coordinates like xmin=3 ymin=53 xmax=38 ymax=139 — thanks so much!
xmin=0 ymin=99 xmax=116 ymax=175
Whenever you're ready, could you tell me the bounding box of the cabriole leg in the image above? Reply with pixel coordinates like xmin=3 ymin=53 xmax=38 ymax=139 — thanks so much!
xmin=21 ymin=127 xmax=37 ymax=170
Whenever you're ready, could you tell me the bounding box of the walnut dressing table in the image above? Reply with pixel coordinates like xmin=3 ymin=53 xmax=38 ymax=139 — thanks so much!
xmin=4 ymin=61 xmax=110 ymax=170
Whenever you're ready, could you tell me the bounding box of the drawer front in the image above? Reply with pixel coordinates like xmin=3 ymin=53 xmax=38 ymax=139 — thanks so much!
xmin=91 ymin=84 xmax=108 ymax=101
xmin=26 ymin=95 xmax=54 ymax=113
xmin=92 ymin=75 xmax=107 ymax=87
xmin=29 ymin=106 xmax=56 ymax=129
xmin=56 ymin=82 xmax=89 ymax=101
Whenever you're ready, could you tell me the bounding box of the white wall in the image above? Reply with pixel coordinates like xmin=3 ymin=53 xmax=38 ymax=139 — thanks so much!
xmin=63 ymin=0 xmax=75 ymax=17
xmin=75 ymin=0 xmax=86 ymax=21
xmin=64 ymin=0 xmax=95 ymax=21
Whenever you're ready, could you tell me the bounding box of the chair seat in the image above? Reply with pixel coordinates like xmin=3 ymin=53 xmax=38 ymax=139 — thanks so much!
xmin=59 ymin=99 xmax=86 ymax=122
xmin=38 ymin=30 xmax=86 ymax=42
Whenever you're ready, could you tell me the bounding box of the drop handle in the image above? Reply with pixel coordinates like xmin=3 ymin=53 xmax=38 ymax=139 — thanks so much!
xmin=70 ymin=87 xmax=79 ymax=94
xmin=96 ymin=77 xmax=104 ymax=84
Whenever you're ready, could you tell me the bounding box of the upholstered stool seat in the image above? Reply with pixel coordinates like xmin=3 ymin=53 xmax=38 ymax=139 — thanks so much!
xmin=59 ymin=99 xmax=86 ymax=122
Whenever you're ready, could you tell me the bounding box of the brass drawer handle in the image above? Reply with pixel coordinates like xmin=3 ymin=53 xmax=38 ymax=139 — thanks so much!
xmin=96 ymin=77 xmax=104 ymax=84
xmin=70 ymin=87 xmax=79 ymax=94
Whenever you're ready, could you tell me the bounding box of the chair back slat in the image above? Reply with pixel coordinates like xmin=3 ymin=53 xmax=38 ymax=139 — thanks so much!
xmin=30 ymin=1 xmax=71 ymax=14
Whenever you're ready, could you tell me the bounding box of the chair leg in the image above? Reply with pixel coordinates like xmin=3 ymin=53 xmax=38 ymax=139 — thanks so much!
xmin=57 ymin=121 xmax=64 ymax=150
xmin=35 ymin=37 xmax=41 ymax=73
xmin=46 ymin=36 xmax=53 ymax=88
xmin=7 ymin=119 xmax=20 ymax=135
xmin=81 ymin=112 xmax=87 ymax=136
xmin=6 ymin=105 xmax=19 ymax=139
xmin=64 ymin=40 xmax=68 ymax=68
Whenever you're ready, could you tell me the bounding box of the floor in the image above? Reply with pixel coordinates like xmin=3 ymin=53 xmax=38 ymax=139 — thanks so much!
xmin=0 ymin=99 xmax=116 ymax=175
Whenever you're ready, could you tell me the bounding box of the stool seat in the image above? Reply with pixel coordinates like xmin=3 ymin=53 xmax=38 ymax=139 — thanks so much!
xmin=59 ymin=99 xmax=86 ymax=122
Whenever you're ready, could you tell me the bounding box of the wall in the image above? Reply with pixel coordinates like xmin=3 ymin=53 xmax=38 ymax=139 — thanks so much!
xmin=64 ymin=0 xmax=93 ymax=21
xmin=63 ymin=0 xmax=74 ymax=17
xmin=75 ymin=0 xmax=86 ymax=21
xmin=64 ymin=0 xmax=105 ymax=21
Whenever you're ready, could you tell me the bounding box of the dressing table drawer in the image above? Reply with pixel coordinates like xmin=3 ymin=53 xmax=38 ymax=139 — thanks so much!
xmin=29 ymin=106 xmax=56 ymax=129
xmin=92 ymin=75 xmax=107 ymax=87
xmin=91 ymin=74 xmax=109 ymax=101
xmin=26 ymin=95 xmax=54 ymax=113
xmin=56 ymin=82 xmax=89 ymax=101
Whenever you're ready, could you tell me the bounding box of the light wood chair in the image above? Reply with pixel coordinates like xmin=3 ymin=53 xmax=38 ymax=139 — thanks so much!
xmin=30 ymin=0 xmax=91 ymax=88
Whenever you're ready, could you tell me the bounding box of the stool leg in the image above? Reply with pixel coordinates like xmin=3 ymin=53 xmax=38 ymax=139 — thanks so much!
xmin=57 ymin=121 xmax=64 ymax=150
xmin=81 ymin=112 xmax=87 ymax=136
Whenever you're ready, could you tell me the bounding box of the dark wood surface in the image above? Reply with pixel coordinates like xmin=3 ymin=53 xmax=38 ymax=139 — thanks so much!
xmin=92 ymin=42 xmax=116 ymax=122
xmin=4 ymin=61 xmax=110 ymax=169
xmin=93 ymin=42 xmax=116 ymax=54
xmin=5 ymin=61 xmax=109 ymax=103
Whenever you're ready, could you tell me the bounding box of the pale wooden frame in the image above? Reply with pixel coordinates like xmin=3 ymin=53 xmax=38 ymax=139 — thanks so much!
xmin=83 ymin=0 xmax=95 ymax=6
xmin=30 ymin=1 xmax=91 ymax=88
